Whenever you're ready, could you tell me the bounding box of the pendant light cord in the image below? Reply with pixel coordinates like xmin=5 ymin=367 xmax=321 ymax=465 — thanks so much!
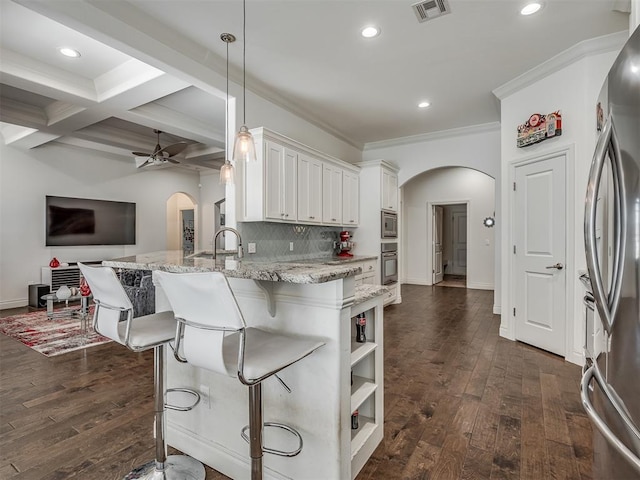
xmin=226 ymin=38 xmax=229 ymax=147
xmin=243 ymin=0 xmax=246 ymax=126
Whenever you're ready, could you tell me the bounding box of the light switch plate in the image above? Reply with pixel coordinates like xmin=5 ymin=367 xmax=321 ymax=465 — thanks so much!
xmin=248 ymin=242 xmax=257 ymax=254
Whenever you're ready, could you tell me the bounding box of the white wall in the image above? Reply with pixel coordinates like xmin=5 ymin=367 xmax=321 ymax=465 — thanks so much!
xmin=497 ymin=44 xmax=621 ymax=365
xmin=403 ymin=167 xmax=495 ymax=290
xmin=199 ymin=171 xmax=226 ymax=251
xmin=362 ymin=125 xmax=502 ymax=311
xmin=0 ymin=142 xmax=200 ymax=309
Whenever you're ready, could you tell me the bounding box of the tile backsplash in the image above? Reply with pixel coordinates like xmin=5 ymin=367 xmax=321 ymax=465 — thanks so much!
xmin=237 ymin=222 xmax=344 ymax=261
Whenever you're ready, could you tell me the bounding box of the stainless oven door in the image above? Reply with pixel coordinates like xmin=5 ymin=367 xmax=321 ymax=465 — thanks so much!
xmin=382 ymin=252 xmax=398 ymax=284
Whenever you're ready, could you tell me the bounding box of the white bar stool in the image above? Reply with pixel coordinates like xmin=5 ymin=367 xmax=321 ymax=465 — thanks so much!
xmin=78 ymin=263 xmax=205 ymax=480
xmin=156 ymin=271 xmax=325 ymax=480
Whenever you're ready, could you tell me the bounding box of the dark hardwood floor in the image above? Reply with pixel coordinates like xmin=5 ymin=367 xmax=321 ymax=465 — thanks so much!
xmin=0 ymin=285 xmax=591 ymax=479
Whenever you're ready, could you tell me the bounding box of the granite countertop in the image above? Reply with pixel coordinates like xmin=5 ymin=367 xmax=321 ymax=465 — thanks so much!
xmin=102 ymin=251 xmax=368 ymax=284
xmin=354 ymin=284 xmax=389 ymax=305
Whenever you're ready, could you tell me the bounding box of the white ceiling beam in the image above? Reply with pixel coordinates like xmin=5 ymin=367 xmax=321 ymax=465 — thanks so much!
xmin=0 ymin=48 xmax=96 ymax=101
xmin=125 ymin=103 xmax=225 ymax=146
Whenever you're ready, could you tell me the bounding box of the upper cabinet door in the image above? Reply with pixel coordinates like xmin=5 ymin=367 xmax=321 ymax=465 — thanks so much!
xmin=264 ymin=141 xmax=284 ymax=220
xmin=298 ymin=154 xmax=323 ymax=223
xmin=323 ymin=164 xmax=342 ymax=224
xmin=264 ymin=142 xmax=297 ymax=221
xmin=342 ymin=171 xmax=359 ymax=226
xmin=282 ymin=147 xmax=298 ymax=221
xmin=382 ymin=170 xmax=398 ymax=212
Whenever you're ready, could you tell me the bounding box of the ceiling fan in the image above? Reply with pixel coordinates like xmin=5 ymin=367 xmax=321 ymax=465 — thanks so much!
xmin=132 ymin=129 xmax=187 ymax=168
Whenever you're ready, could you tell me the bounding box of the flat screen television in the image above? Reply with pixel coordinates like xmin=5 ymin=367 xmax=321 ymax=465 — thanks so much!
xmin=46 ymin=196 xmax=136 ymax=246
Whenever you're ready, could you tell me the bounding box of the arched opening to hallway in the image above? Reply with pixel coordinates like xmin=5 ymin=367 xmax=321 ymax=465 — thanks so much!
xmin=166 ymin=192 xmax=197 ymax=253
xmin=402 ymin=167 xmax=495 ymax=291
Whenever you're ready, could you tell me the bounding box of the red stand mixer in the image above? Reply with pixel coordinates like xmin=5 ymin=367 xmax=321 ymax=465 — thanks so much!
xmin=335 ymin=230 xmax=354 ymax=257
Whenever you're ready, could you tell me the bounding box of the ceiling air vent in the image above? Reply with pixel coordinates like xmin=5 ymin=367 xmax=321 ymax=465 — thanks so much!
xmin=411 ymin=0 xmax=451 ymax=22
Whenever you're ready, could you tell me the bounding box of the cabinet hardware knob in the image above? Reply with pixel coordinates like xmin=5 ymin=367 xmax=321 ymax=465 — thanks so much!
xmin=285 ymin=214 xmax=289 ymax=217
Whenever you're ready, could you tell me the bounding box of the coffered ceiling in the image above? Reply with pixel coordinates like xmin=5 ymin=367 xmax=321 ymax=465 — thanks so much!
xmin=0 ymin=0 xmax=630 ymax=171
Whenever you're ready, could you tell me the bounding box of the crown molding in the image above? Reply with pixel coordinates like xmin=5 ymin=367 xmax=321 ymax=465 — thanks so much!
xmin=363 ymin=122 xmax=501 ymax=151
xmin=493 ymin=30 xmax=628 ymax=100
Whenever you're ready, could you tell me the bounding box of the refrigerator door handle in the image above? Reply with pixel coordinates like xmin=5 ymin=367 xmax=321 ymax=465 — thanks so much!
xmin=584 ymin=116 xmax=625 ymax=334
xmin=581 ymin=365 xmax=640 ymax=474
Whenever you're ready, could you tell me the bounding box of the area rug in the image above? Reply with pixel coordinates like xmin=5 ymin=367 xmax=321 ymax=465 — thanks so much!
xmin=0 ymin=307 xmax=111 ymax=357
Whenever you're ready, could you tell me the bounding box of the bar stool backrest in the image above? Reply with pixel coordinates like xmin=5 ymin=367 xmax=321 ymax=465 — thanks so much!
xmin=78 ymin=263 xmax=133 ymax=345
xmin=155 ymin=271 xmax=246 ymax=377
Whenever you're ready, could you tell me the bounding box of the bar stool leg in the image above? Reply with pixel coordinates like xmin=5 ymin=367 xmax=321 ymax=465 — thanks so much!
xmin=249 ymin=383 xmax=264 ymax=480
xmin=123 ymin=344 xmax=205 ymax=480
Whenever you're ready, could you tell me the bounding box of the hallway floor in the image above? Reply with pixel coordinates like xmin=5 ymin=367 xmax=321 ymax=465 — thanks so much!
xmin=0 ymin=285 xmax=591 ymax=479
xmin=357 ymin=285 xmax=592 ymax=479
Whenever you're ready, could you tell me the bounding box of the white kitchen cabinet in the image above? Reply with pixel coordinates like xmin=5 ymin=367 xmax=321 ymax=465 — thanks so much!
xmin=297 ymin=153 xmax=323 ymax=223
xmin=323 ymin=163 xmax=343 ymax=224
xmin=264 ymin=141 xmax=297 ymax=221
xmin=353 ymin=259 xmax=377 ymax=286
xmin=342 ymin=170 xmax=359 ymax=226
xmin=240 ymin=127 xmax=360 ymax=226
xmin=381 ymin=169 xmax=398 ymax=212
xmin=351 ymin=160 xmax=402 ymax=305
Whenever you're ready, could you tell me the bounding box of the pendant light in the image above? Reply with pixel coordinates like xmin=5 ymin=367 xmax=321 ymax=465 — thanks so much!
xmin=232 ymin=0 xmax=257 ymax=163
xmin=219 ymin=33 xmax=236 ymax=185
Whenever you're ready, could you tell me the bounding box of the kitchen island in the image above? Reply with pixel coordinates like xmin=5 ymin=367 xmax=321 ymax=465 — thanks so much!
xmin=103 ymin=251 xmax=385 ymax=480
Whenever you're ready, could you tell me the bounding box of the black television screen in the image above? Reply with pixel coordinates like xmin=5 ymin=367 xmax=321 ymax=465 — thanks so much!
xmin=46 ymin=196 xmax=136 ymax=246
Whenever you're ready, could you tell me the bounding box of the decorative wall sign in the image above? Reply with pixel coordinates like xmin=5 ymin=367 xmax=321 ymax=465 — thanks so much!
xmin=516 ymin=111 xmax=562 ymax=148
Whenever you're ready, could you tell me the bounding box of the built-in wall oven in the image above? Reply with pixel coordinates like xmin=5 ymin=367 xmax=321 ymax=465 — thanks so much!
xmin=381 ymin=243 xmax=398 ymax=285
xmin=381 ymin=211 xmax=398 ymax=238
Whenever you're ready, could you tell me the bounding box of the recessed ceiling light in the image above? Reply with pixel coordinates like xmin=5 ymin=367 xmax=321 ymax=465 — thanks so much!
xmin=631 ymin=64 xmax=639 ymax=74
xmin=418 ymin=101 xmax=431 ymax=108
xmin=58 ymin=47 xmax=81 ymax=58
xmin=520 ymin=2 xmax=542 ymax=15
xmin=361 ymin=26 xmax=380 ymax=38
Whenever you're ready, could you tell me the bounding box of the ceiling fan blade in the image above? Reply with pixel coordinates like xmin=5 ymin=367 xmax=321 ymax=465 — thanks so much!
xmin=159 ymin=142 xmax=187 ymax=157
xmin=132 ymin=151 xmax=153 ymax=157
xmin=135 ymin=157 xmax=152 ymax=168
xmin=167 ymin=158 xmax=180 ymax=164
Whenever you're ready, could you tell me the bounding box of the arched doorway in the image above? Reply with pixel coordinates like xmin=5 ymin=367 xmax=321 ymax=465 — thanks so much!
xmin=166 ymin=192 xmax=197 ymax=253
xmin=403 ymin=167 xmax=495 ymax=290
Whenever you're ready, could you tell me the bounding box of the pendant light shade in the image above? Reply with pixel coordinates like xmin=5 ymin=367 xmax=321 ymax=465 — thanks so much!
xmin=232 ymin=125 xmax=257 ymax=163
xmin=219 ymin=160 xmax=234 ymax=185
xmin=219 ymin=33 xmax=236 ymax=185
xmin=232 ymin=0 xmax=256 ymax=162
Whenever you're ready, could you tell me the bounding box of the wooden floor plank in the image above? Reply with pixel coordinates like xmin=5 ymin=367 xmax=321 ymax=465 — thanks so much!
xmin=2 ymin=285 xmax=592 ymax=480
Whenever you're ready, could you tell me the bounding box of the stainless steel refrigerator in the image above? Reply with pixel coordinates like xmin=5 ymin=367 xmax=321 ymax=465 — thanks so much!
xmin=581 ymin=25 xmax=640 ymax=479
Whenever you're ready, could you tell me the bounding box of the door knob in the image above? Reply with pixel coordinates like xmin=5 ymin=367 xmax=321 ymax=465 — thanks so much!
xmin=545 ymin=263 xmax=564 ymax=270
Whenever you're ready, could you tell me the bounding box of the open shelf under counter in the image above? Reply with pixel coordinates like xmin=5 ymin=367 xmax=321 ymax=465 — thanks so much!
xmin=351 ymin=375 xmax=377 ymax=412
xmin=351 ymin=340 xmax=377 ymax=366
xmin=351 ymin=415 xmax=377 ymax=457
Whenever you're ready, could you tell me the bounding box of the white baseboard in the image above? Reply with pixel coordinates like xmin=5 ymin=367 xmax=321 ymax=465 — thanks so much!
xmin=466 ymin=282 xmax=494 ymax=290
xmin=565 ymin=349 xmax=584 ymax=367
xmin=0 ymin=298 xmax=28 ymax=310
xmin=499 ymin=325 xmax=515 ymax=341
xmin=403 ymin=278 xmax=430 ymax=286
xmin=493 ymin=305 xmax=501 ymax=315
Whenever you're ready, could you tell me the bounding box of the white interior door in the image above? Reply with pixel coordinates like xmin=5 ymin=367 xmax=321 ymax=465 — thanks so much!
xmin=433 ymin=206 xmax=444 ymax=284
xmin=514 ymin=155 xmax=566 ymax=356
xmin=451 ymin=211 xmax=467 ymax=275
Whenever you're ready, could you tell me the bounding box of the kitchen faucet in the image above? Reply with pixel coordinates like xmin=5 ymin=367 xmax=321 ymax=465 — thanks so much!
xmin=212 ymin=227 xmax=243 ymax=261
